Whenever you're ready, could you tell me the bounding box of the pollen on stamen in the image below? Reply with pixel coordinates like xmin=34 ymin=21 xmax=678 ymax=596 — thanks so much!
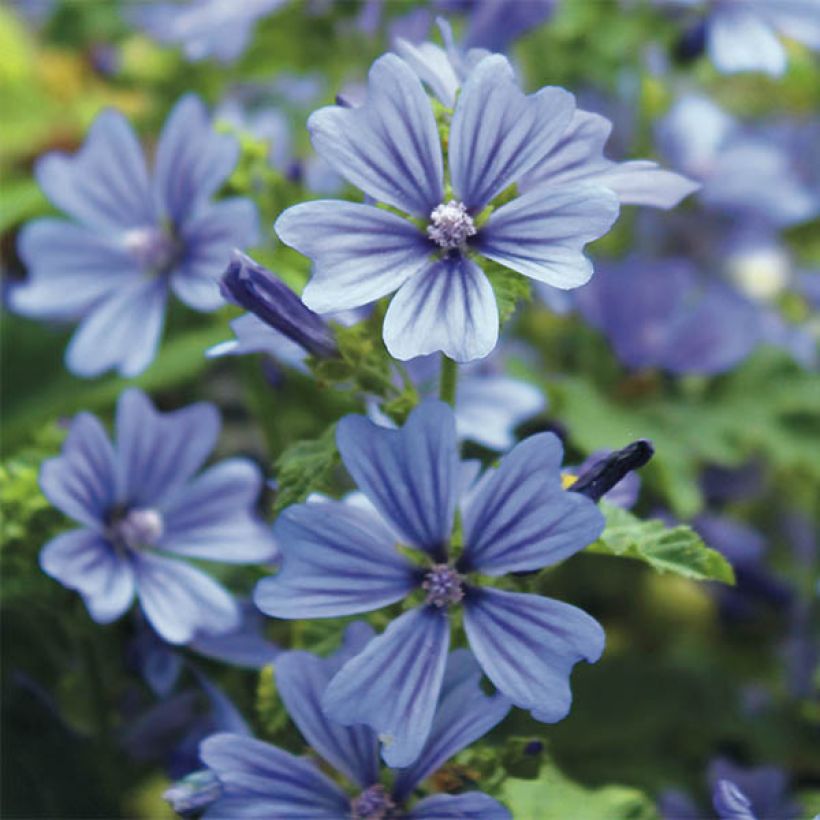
xmin=112 ymin=507 xmax=164 ymax=550
xmin=422 ymin=563 xmax=465 ymax=608
xmin=427 ymin=200 xmax=477 ymax=250
xmin=350 ymin=784 xmax=396 ymax=820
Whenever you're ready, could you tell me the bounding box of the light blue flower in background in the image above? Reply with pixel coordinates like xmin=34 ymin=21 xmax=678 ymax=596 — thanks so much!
xmin=11 ymin=95 xmax=258 ymax=378
xmin=38 ymin=389 xmax=277 ymax=644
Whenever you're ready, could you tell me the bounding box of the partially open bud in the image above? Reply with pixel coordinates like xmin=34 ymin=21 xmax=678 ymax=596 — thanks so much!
xmin=569 ymin=440 xmax=654 ymax=503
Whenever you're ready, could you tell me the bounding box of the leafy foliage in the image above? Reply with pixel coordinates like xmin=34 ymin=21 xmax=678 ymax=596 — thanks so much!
xmin=272 ymin=423 xmax=339 ymax=511
xmin=589 ymin=504 xmax=735 ymax=584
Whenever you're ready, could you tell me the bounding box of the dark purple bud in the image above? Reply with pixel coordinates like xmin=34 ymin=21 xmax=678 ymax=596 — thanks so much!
xmin=220 ymin=250 xmax=337 ymax=359
xmin=570 ymin=440 xmax=654 ymax=503
xmin=674 ymin=20 xmax=706 ymax=63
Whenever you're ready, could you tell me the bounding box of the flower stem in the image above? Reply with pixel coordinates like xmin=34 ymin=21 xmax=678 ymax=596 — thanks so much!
xmin=439 ymin=355 xmax=458 ymax=406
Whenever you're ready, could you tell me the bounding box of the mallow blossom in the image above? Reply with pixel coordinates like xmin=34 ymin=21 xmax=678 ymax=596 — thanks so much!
xmin=38 ymin=389 xmax=277 ymax=644
xmin=132 ymin=0 xmax=286 ymax=63
xmin=11 ymin=95 xmax=258 ymax=377
xmin=658 ymin=0 xmax=820 ymax=77
xmin=276 ymin=52 xmax=622 ymax=362
xmin=179 ymin=622 xmax=511 ymax=818
xmin=255 ymin=400 xmax=606 ymax=766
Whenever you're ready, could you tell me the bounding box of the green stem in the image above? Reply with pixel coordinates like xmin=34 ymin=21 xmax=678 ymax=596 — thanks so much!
xmin=439 ymin=354 xmax=458 ymax=406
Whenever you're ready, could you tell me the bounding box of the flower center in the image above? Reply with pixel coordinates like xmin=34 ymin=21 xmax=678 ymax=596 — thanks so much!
xmin=124 ymin=226 xmax=179 ymax=275
xmin=350 ymin=784 xmax=396 ymax=820
xmin=422 ymin=563 xmax=464 ymax=608
xmin=427 ymin=200 xmax=476 ymax=250
xmin=111 ymin=507 xmax=164 ymax=550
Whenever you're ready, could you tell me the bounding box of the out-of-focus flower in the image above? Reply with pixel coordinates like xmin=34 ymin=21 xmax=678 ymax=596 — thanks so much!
xmin=132 ymin=0 xmax=286 ymax=63
xmin=576 ymin=256 xmax=760 ymax=375
xmin=708 ymin=759 xmax=800 ymax=820
xmin=11 ymin=95 xmax=258 ymax=378
xmin=183 ymin=622 xmax=511 ymax=817
xmin=164 ymin=769 xmax=223 ymax=817
xmin=658 ymin=0 xmax=820 ymax=76
xmin=712 ymin=779 xmax=756 ymax=820
xmin=38 ymin=389 xmax=277 ymax=644
xmin=277 ymin=53 xmax=620 ymax=362
xmin=255 ymin=400 xmax=605 ymax=766
xmin=657 ymin=95 xmax=819 ymax=228
xmin=457 ymin=0 xmax=557 ymax=52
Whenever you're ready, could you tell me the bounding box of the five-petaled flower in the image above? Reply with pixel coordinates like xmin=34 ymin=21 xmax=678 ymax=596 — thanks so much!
xmin=255 ymin=399 xmax=605 ymax=766
xmin=38 ymin=389 xmax=277 ymax=644
xmin=10 ymin=95 xmax=258 ymax=378
xmin=189 ymin=622 xmax=511 ymax=818
xmin=275 ymin=53 xmax=621 ymax=363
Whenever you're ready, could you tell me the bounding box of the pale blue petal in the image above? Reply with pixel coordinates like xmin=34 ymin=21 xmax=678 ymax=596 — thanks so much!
xmin=589 ymin=161 xmax=699 ymax=209
xmin=408 ymin=793 xmax=512 ymax=819
xmin=40 ymin=530 xmax=134 ymax=623
xmin=394 ymin=649 xmax=511 ymax=799
xmin=200 ymin=734 xmax=349 ymax=818
xmin=275 ymin=200 xmax=431 ymax=313
xmin=254 ymin=500 xmax=417 ymax=618
xmin=276 ymin=648 xmax=380 ymax=788
xmin=708 ymin=6 xmax=786 ymax=76
xmin=12 ymin=219 xmax=141 ymax=320
xmin=476 ymin=182 xmax=619 ymax=288
xmin=159 ymin=459 xmax=277 ymax=563
xmin=759 ymin=0 xmax=820 ymax=48
xmin=206 ymin=314 xmax=309 ymax=372
xmin=64 ymin=278 xmax=168 ymax=378
xmin=383 ymin=255 xmax=499 ymax=362
xmin=134 ymin=552 xmax=240 ymax=645
xmin=115 ymin=388 xmax=220 ymax=508
xmin=189 ymin=601 xmax=280 ymax=669
xmin=308 ymin=54 xmax=443 ymax=216
xmin=322 ymin=605 xmax=451 ymax=768
xmin=393 ymin=37 xmax=460 ymax=107
xmin=34 ymin=108 xmax=154 ymax=230
xmin=461 ymin=433 xmax=604 ymax=575
xmin=154 ymin=94 xmax=240 ymax=225
xmin=335 ymin=400 xmax=458 ymax=554
xmin=449 ymin=54 xmax=575 ymax=210
xmin=39 ymin=412 xmax=116 ymax=528
xmin=173 ymin=199 xmax=260 ymax=312
xmin=463 ymin=587 xmax=604 ymax=722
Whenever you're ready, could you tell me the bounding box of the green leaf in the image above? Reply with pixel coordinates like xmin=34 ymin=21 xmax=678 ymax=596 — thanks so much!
xmin=501 ymin=761 xmax=658 ymax=820
xmin=484 ymin=260 xmax=532 ymax=323
xmin=273 ymin=424 xmax=339 ymax=511
xmin=588 ymin=504 xmax=735 ymax=585
xmin=255 ymin=665 xmax=290 ymax=738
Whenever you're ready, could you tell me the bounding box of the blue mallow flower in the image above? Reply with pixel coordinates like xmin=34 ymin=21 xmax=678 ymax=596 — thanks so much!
xmin=275 ymin=53 xmax=621 ymax=363
xmin=10 ymin=95 xmax=258 ymax=378
xmin=709 ymin=759 xmax=800 ymax=820
xmin=395 ymin=20 xmax=698 ymax=210
xmin=255 ymin=399 xmax=605 ymax=766
xmin=38 ymin=388 xmax=277 ymax=644
xmin=658 ymin=0 xmax=820 ymax=77
xmin=132 ymin=0 xmax=286 ymax=63
xmin=656 ymin=94 xmax=819 ymax=229
xmin=576 ymin=256 xmax=760 ymax=375
xmin=190 ymin=622 xmax=511 ymax=818
xmin=712 ymin=780 xmax=756 ymax=820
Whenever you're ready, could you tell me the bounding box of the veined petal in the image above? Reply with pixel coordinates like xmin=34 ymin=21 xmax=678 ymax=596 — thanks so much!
xmin=476 ymin=183 xmax=619 ymax=288
xmin=383 ymin=255 xmax=499 ymax=363
xmin=393 ymin=37 xmax=460 ymax=108
xmin=39 ymin=412 xmax=117 ymax=528
xmin=35 ymin=109 xmax=154 ymax=230
xmin=322 ymin=606 xmax=451 ymax=768
xmin=463 ymin=587 xmax=604 ymax=722
xmin=336 ymin=400 xmax=459 ymax=555
xmin=449 ymin=54 xmax=575 ymax=210
xmin=115 ymin=388 xmax=220 ymax=508
xmin=154 ymin=94 xmax=240 ymax=225
xmin=408 ymin=793 xmax=512 ymax=819
xmin=275 ymin=201 xmax=431 ymax=313
xmin=173 ymin=199 xmax=260 ymax=312
xmin=589 ymin=161 xmax=699 ymax=209
xmin=12 ymin=219 xmax=142 ymax=320
xmin=159 ymin=459 xmax=277 ymax=564
xmin=65 ymin=278 xmax=168 ymax=378
xmin=307 ymin=54 xmax=443 ymax=216
xmin=460 ymin=433 xmax=604 ymax=575
xmin=276 ymin=645 xmax=380 ymax=789
xmin=40 ymin=529 xmax=135 ymax=623
xmin=134 ymin=553 xmax=240 ymax=645
xmin=708 ymin=6 xmax=786 ymax=76
xmin=200 ymin=734 xmax=349 ymax=818
xmin=393 ymin=649 xmax=511 ymax=800
xmin=254 ymin=501 xmax=417 ymax=619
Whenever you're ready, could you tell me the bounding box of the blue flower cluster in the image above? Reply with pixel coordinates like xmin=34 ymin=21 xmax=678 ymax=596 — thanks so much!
xmin=8 ymin=1 xmax=818 ymax=818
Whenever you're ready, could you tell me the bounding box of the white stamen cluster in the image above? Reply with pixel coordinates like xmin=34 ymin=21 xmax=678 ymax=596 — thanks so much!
xmin=427 ymin=200 xmax=477 ymax=250
xmin=112 ymin=507 xmax=164 ymax=550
